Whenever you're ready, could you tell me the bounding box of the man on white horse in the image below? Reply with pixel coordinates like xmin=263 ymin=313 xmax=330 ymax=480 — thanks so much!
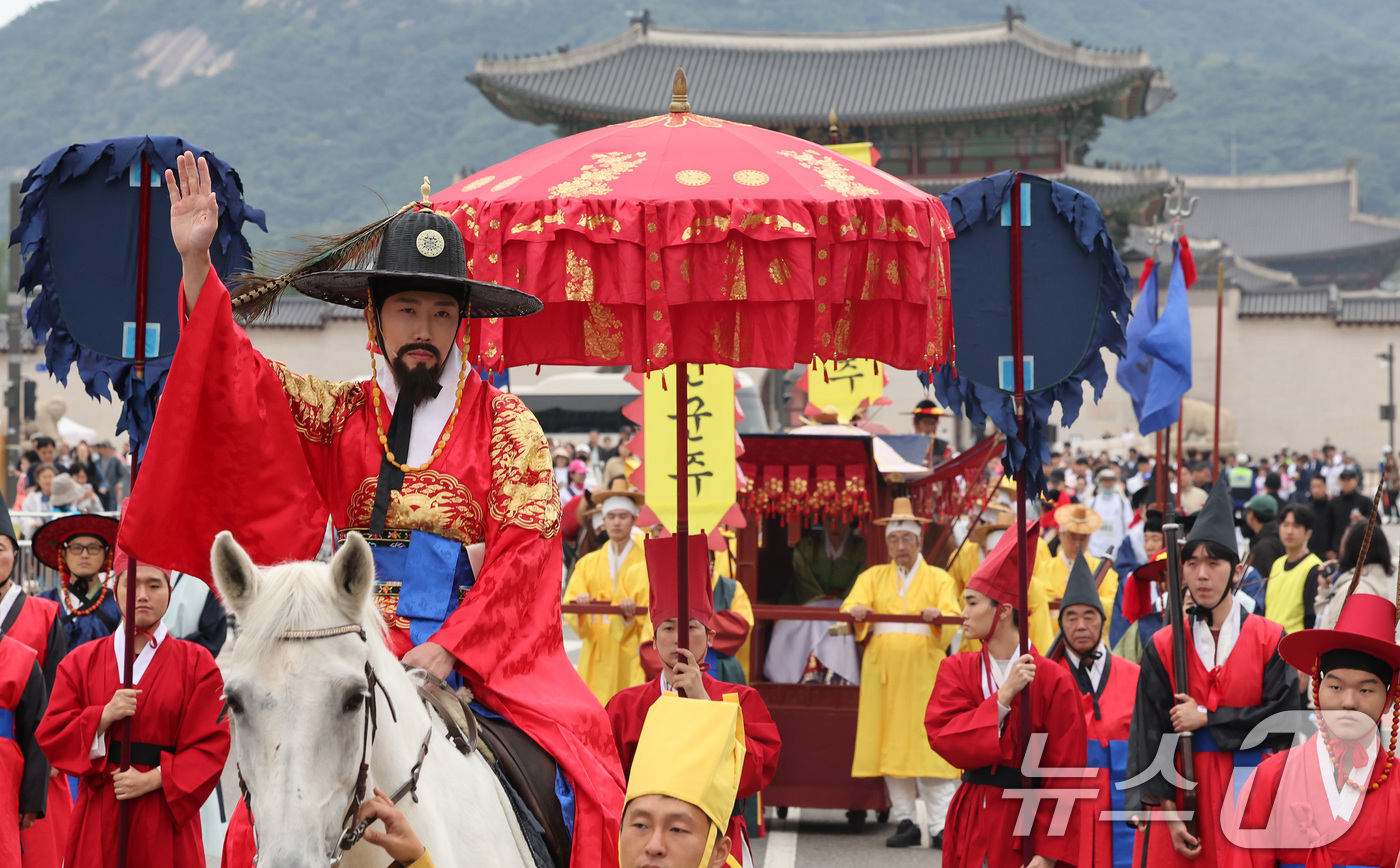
xmin=119 ymin=154 xmax=625 ymax=866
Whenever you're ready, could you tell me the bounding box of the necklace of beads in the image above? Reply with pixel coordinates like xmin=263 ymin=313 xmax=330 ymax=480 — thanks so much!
xmin=59 ymin=553 xmax=113 ymax=618
xmin=367 ymin=301 xmax=471 ymax=474
xmin=1311 ymin=666 xmax=1397 ymax=792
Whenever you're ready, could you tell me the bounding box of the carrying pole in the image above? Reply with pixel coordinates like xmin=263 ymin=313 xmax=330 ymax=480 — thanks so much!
xmin=115 ymin=152 xmax=153 ymax=868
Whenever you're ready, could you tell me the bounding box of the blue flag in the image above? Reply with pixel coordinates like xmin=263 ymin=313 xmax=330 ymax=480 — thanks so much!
xmin=1115 ymin=261 xmax=1159 ymax=429
xmin=1138 ymin=243 xmax=1193 ymax=432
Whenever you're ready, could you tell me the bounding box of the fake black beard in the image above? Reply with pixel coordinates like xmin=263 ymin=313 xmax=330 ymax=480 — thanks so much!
xmin=390 ymin=345 xmax=445 ymax=407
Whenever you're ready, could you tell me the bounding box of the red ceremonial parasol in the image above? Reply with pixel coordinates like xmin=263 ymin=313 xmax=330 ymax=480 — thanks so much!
xmin=432 ymin=69 xmax=954 ymax=633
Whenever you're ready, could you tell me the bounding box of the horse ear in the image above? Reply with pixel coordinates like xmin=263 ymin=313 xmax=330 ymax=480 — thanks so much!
xmin=331 ymin=532 xmax=375 ymax=616
xmin=212 ymin=531 xmax=260 ymax=613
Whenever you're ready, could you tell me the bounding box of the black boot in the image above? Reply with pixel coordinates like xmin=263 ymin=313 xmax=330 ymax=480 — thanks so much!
xmin=885 ymin=819 xmax=920 ymax=848
xmin=931 ymin=831 xmax=944 ymax=850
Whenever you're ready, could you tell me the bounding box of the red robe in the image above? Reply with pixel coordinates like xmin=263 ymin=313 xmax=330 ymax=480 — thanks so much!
xmin=925 ymin=648 xmax=1090 ymax=868
xmin=1057 ymin=650 xmax=1140 ymax=868
xmin=119 ymin=270 xmax=625 ymax=867
xmin=35 ymin=633 xmax=230 ymax=868
xmin=1125 ymin=612 xmax=1297 ymax=867
xmin=5 ymin=591 xmax=71 ymax=868
xmin=605 ymin=674 xmax=780 ymax=861
xmin=1226 ymin=732 xmax=1400 ymax=868
xmin=0 ymin=636 xmax=48 ymax=868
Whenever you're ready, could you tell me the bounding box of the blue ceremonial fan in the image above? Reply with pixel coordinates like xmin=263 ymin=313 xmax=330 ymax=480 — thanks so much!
xmin=931 ymin=171 xmax=1133 ymax=494
xmin=10 ymin=136 xmax=265 ymax=457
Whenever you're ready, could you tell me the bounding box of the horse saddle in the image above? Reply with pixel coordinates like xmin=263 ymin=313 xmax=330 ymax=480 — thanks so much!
xmin=414 ymin=672 xmax=570 ymax=868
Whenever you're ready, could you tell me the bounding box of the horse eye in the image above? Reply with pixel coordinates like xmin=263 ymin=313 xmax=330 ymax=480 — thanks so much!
xmin=342 ymin=693 xmax=366 ymax=714
xmin=224 ymin=694 xmax=245 ymax=716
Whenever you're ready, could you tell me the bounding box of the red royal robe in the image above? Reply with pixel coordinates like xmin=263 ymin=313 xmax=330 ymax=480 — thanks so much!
xmin=1225 ymin=732 xmax=1400 ymax=868
xmin=5 ymin=591 xmax=72 ymax=868
xmin=925 ymin=648 xmax=1089 ymax=868
xmin=1126 ymin=612 xmax=1297 ymax=867
xmin=1057 ymin=650 xmax=1140 ymax=868
xmin=120 ymin=269 xmax=625 ymax=867
xmin=605 ymin=674 xmax=780 ymax=862
xmin=35 ymin=633 xmax=230 ymax=868
xmin=0 ymin=636 xmax=46 ymax=868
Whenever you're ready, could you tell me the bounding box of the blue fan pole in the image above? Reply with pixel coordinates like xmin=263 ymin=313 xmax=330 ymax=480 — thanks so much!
xmin=1010 ymin=172 xmax=1033 ymax=757
xmin=115 ymin=152 xmax=152 ymax=868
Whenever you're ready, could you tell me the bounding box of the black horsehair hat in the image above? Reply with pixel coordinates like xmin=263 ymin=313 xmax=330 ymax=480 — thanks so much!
xmin=1058 ymin=552 xmax=1105 ymax=623
xmin=228 ymin=181 xmax=541 ymax=323
xmin=1184 ymin=476 xmax=1238 ymax=556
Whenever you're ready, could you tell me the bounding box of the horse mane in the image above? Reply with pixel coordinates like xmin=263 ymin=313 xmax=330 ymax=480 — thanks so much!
xmin=233 ymin=559 xmax=388 ymax=663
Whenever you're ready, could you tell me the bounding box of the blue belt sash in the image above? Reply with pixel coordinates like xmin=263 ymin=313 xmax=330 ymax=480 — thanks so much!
xmin=353 ymin=529 xmax=476 ymax=647
xmin=0 ymin=708 xmax=13 ymax=742
xmin=1191 ymin=725 xmax=1265 ymax=801
xmin=1086 ymin=739 xmax=1134 ymax=868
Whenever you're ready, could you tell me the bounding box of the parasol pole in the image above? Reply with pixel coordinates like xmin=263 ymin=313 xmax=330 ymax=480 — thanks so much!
xmin=1009 ymin=172 xmax=1033 ymax=745
xmin=675 ymin=363 xmax=690 ymax=669
xmin=1212 ymin=261 xmax=1223 ymax=482
xmin=1176 ymin=399 xmax=1184 ymax=512
xmin=115 ymin=152 xmax=152 ymax=868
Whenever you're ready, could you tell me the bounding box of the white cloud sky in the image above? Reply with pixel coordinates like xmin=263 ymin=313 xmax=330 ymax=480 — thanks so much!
xmin=0 ymin=0 xmax=54 ymax=29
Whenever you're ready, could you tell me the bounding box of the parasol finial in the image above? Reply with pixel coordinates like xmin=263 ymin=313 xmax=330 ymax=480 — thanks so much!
xmin=670 ymin=67 xmax=689 ymax=114
xmin=421 ymin=176 xmax=432 ymax=202
xmin=828 ymin=108 xmax=840 ymax=145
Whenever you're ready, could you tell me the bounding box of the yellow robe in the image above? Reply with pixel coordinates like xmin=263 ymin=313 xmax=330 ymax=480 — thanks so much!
xmin=945 ymin=542 xmax=980 ymax=596
xmin=841 ymin=560 xmax=962 ymax=779
xmin=1035 ymin=550 xmax=1120 ymax=617
xmin=563 ymin=531 xmax=649 ymax=704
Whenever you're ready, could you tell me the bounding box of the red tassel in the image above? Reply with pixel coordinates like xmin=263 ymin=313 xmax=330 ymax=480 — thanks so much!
xmin=872 ymin=360 xmax=879 ymax=375
xmin=1139 ymin=258 xmax=1155 ymax=292
xmin=661 ymin=372 xmax=668 ymax=391
xmin=535 ymin=364 xmax=541 ymax=375
xmin=1178 ymin=237 xmax=1197 ymax=288
xmin=823 ymin=364 xmax=830 ymax=384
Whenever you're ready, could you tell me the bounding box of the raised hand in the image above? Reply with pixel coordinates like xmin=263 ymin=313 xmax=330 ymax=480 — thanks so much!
xmin=166 ymin=151 xmax=218 ymax=307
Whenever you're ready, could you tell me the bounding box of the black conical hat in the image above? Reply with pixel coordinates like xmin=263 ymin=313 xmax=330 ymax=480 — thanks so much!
xmin=0 ymin=491 xmax=14 ymax=543
xmin=1058 ymin=552 xmax=1104 ymax=621
xmin=1185 ymin=476 xmax=1238 ymax=554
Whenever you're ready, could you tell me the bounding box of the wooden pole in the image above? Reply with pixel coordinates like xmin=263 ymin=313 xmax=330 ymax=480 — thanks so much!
xmin=1212 ymin=261 xmax=1223 ymax=482
xmin=116 ymin=152 xmax=153 ymax=868
xmin=1009 ymin=173 xmax=1032 ymax=746
xmin=675 ymin=363 xmax=690 ymax=651
xmin=1176 ymin=399 xmax=1184 ymax=512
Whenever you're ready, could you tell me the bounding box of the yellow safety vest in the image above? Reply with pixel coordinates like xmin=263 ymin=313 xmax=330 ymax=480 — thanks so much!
xmin=1265 ymin=552 xmax=1322 ymax=635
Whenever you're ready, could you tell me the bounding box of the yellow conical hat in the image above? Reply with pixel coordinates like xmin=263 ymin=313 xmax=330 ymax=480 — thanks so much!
xmin=622 ymin=693 xmax=746 ymax=867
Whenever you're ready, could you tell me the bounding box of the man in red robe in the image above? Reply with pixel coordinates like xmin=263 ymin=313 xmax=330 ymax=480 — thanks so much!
xmin=1225 ymin=590 xmax=1400 ymax=867
xmin=1124 ymin=480 xmax=1299 ymax=865
xmin=605 ymin=535 xmax=780 ymax=868
xmin=926 ymin=518 xmax=1090 ymax=868
xmin=1052 ymin=552 xmax=1140 ymax=868
xmin=124 ymin=154 xmax=624 ymax=866
xmin=0 ymin=629 xmax=52 ymax=866
xmin=35 ymin=555 xmax=229 ymax=868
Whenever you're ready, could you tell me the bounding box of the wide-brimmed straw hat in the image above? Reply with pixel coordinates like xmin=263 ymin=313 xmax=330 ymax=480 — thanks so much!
xmin=873 ymin=497 xmax=931 ymax=526
xmin=970 ymin=507 xmax=1017 ymax=546
xmin=590 ymin=477 xmax=645 ymax=507
xmin=1054 ymin=503 xmax=1103 ymax=536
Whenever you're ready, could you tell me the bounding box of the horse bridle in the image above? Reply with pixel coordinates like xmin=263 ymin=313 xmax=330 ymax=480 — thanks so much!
xmin=225 ymin=623 xmax=433 ymax=867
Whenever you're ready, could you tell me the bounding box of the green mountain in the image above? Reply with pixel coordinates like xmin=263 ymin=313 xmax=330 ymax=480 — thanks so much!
xmin=3 ymin=0 xmax=1399 ymax=253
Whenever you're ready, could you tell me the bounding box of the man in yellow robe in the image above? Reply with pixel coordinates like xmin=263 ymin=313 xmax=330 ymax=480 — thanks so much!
xmin=841 ymin=497 xmax=962 ymax=849
xmin=1039 ymin=503 xmax=1119 ymax=616
xmin=563 ymin=479 xmax=649 ymax=703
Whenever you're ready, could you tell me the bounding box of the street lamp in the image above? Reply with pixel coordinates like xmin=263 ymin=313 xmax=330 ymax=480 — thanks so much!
xmin=1380 ymin=343 xmax=1395 ymax=450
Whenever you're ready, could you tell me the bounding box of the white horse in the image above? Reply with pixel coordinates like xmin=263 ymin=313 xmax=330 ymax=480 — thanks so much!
xmin=212 ymin=530 xmax=533 ymax=868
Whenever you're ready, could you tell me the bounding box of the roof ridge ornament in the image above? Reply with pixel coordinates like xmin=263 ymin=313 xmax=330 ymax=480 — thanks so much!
xmin=670 ymin=67 xmax=689 ymax=114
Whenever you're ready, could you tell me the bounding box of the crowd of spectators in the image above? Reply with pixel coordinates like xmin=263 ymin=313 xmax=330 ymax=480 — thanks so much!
xmin=10 ymin=435 xmax=130 ymax=536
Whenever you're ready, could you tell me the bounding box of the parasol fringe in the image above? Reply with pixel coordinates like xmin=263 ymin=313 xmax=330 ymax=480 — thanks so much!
xmin=228 ymin=199 xmax=420 ymax=323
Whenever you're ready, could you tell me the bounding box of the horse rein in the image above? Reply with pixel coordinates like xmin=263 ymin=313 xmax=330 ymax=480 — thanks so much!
xmin=224 ymin=623 xmax=434 ymax=867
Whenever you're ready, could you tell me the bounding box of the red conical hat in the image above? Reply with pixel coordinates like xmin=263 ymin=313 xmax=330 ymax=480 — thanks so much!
xmin=1280 ymin=592 xmax=1400 ymax=673
xmin=646 ymin=534 xmax=715 ymax=629
xmin=966 ymin=518 xmax=1042 ymax=604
